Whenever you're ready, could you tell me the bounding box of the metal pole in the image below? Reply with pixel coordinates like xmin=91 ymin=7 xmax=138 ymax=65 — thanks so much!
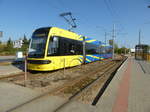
xmin=105 ymin=32 xmax=107 ymax=58
xmin=99 ymin=42 xmax=101 ymax=61
xmin=83 ymin=36 xmax=86 ymax=64
xmin=63 ymin=58 xmax=65 ymax=74
xmin=112 ymin=24 xmax=115 ymax=59
xmin=24 ymin=55 xmax=27 ymax=81
xmin=105 ymin=32 xmax=107 ymax=45
xmin=139 ymin=29 xmax=141 ymax=45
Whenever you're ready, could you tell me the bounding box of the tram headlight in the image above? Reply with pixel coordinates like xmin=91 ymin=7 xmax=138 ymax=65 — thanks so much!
xmin=41 ymin=60 xmax=51 ymax=64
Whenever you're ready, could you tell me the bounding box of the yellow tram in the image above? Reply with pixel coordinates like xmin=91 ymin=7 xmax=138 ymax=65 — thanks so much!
xmin=27 ymin=27 xmax=112 ymax=71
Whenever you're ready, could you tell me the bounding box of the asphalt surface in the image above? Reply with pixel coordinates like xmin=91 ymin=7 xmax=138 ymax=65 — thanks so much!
xmin=137 ymin=60 xmax=150 ymax=74
xmin=0 ymin=56 xmax=15 ymax=63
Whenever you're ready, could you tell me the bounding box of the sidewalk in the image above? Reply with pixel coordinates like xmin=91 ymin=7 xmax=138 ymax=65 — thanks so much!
xmin=0 ymin=82 xmax=40 ymax=112
xmin=0 ymin=56 xmax=15 ymax=63
xmin=137 ymin=60 xmax=150 ymax=74
xmin=96 ymin=57 xmax=150 ymax=112
xmin=0 ymin=64 xmax=23 ymax=77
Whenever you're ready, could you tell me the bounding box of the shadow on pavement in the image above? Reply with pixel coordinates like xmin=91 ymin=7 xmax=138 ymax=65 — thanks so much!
xmin=12 ymin=62 xmax=25 ymax=72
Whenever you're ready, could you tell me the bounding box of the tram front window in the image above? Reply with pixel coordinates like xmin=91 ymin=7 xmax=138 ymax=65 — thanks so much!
xmin=28 ymin=35 xmax=47 ymax=58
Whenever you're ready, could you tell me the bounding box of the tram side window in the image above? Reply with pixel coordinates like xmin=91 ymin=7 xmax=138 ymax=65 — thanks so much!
xmin=99 ymin=46 xmax=105 ymax=54
xmin=105 ymin=47 xmax=110 ymax=54
xmin=47 ymin=36 xmax=59 ymax=56
xmin=59 ymin=37 xmax=70 ymax=55
xmin=60 ymin=37 xmax=69 ymax=55
xmin=63 ymin=42 xmax=69 ymax=55
xmin=76 ymin=43 xmax=83 ymax=55
xmin=59 ymin=37 xmax=83 ymax=55
xmin=69 ymin=40 xmax=83 ymax=55
xmin=69 ymin=39 xmax=83 ymax=55
xmin=68 ymin=43 xmax=76 ymax=55
xmin=86 ymin=43 xmax=99 ymax=54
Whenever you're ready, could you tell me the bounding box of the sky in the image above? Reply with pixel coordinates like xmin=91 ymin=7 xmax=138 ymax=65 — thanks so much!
xmin=0 ymin=0 xmax=150 ymax=48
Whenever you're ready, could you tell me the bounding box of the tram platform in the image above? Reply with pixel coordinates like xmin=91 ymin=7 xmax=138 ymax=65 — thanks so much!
xmin=96 ymin=56 xmax=150 ymax=112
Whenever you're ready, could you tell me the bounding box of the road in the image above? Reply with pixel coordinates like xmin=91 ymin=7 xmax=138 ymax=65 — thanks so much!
xmin=0 ymin=56 xmax=15 ymax=63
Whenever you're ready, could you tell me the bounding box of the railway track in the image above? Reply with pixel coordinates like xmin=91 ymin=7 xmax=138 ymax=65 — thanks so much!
xmin=4 ymin=56 xmax=127 ymax=112
xmin=52 ymin=61 xmax=116 ymax=96
xmin=53 ymin=58 xmax=126 ymax=112
xmin=0 ymin=59 xmax=112 ymax=82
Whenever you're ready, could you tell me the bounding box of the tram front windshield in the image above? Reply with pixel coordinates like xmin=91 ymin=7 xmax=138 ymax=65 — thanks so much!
xmin=28 ymin=31 xmax=48 ymax=58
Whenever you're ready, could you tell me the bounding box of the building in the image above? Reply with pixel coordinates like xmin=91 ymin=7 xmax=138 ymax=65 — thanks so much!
xmin=13 ymin=39 xmax=23 ymax=48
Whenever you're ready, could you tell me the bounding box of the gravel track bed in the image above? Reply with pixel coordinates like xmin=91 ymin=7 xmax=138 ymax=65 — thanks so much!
xmin=0 ymin=56 xmax=124 ymax=104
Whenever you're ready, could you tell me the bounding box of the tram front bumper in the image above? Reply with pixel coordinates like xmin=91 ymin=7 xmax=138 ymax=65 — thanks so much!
xmin=27 ymin=63 xmax=53 ymax=71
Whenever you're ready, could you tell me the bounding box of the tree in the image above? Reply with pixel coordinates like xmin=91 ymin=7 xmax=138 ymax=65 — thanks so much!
xmin=114 ymin=43 xmax=119 ymax=53
xmin=109 ymin=40 xmax=119 ymax=53
xmin=21 ymin=34 xmax=29 ymax=53
xmin=109 ymin=39 xmax=113 ymax=46
xmin=5 ymin=37 xmax=13 ymax=51
xmin=1 ymin=37 xmax=18 ymax=55
xmin=0 ymin=42 xmax=6 ymax=53
xmin=23 ymin=34 xmax=28 ymax=45
xmin=116 ymin=46 xmax=130 ymax=54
